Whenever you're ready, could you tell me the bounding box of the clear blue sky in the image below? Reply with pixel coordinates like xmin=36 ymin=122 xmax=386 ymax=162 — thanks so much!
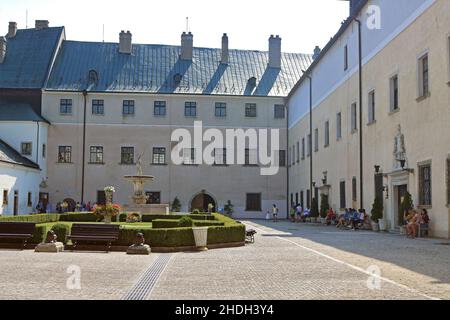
xmin=0 ymin=0 xmax=350 ymax=53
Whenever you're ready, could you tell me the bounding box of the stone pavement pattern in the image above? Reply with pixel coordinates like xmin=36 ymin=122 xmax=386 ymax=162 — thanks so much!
xmin=0 ymin=220 xmax=449 ymax=300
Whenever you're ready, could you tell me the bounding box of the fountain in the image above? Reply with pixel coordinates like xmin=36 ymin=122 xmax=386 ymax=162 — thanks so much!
xmin=122 ymin=153 xmax=170 ymax=215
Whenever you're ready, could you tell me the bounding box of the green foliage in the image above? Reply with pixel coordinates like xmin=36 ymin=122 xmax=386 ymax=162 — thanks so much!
xmin=178 ymin=216 xmax=194 ymax=227
xmin=371 ymin=196 xmax=384 ymax=222
xmin=399 ymin=191 xmax=414 ymax=220
xmin=51 ymin=223 xmax=70 ymax=244
xmin=192 ymin=209 xmax=201 ymax=215
xmin=224 ymin=200 xmax=234 ymax=216
xmin=59 ymin=213 xmax=98 ymax=222
xmin=310 ymin=198 xmax=319 ymax=217
xmin=142 ymin=214 xmax=214 ymax=222
xmin=0 ymin=214 xmax=60 ymax=223
xmin=116 ymin=228 xmax=196 ymax=247
xmin=171 ymin=197 xmax=182 ymax=212
xmin=207 ymin=225 xmax=245 ymax=244
xmin=320 ymin=194 xmax=330 ymax=218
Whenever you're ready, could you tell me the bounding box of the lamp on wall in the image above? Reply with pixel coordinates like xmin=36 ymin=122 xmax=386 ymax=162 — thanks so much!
xmin=322 ymin=171 xmax=328 ymax=185
xmin=374 ymin=165 xmax=381 ymax=173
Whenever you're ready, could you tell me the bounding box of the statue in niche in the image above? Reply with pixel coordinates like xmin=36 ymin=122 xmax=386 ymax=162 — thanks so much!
xmin=393 ymin=124 xmax=406 ymax=169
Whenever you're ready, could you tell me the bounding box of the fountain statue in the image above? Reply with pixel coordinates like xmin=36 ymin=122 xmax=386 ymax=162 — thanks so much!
xmin=123 ymin=152 xmax=169 ymax=215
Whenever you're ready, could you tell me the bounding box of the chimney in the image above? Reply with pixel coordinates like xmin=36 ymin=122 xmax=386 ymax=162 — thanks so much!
xmin=35 ymin=20 xmax=49 ymax=29
xmin=268 ymin=35 xmax=281 ymax=69
xmin=312 ymin=46 xmax=321 ymax=60
xmin=7 ymin=22 xmax=17 ymax=38
xmin=221 ymin=33 xmax=229 ymax=64
xmin=0 ymin=37 xmax=6 ymax=64
xmin=349 ymin=0 xmax=362 ymax=16
xmin=180 ymin=32 xmax=193 ymax=60
xmin=119 ymin=30 xmax=132 ymax=54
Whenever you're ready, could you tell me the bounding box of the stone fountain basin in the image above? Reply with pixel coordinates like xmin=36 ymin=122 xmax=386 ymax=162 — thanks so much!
xmin=124 ymin=175 xmax=154 ymax=181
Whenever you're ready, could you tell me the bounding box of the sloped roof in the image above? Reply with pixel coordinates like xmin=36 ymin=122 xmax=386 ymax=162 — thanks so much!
xmin=0 ymin=139 xmax=40 ymax=170
xmin=46 ymin=41 xmax=312 ymax=97
xmin=0 ymin=103 xmax=49 ymax=123
xmin=0 ymin=27 xmax=64 ymax=89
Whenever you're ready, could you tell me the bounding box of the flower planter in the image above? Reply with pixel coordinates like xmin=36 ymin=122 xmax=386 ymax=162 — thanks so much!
xmin=104 ymin=215 xmax=112 ymax=224
xmin=378 ymin=219 xmax=387 ymax=231
xmin=371 ymin=221 xmax=379 ymax=232
xmin=192 ymin=227 xmax=208 ymax=251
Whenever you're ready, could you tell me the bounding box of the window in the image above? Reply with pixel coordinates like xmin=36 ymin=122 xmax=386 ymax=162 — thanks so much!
xmin=292 ymin=145 xmax=296 ymax=165
xmin=336 ymin=112 xmax=342 ymax=139
xmin=352 ymin=177 xmax=357 ymax=202
xmin=245 ymin=149 xmax=258 ymax=165
xmin=185 ymin=102 xmax=197 ymax=117
xmin=246 ymin=193 xmax=261 ymax=211
xmin=214 ymin=148 xmax=227 ymax=165
xmin=89 ymin=146 xmax=104 ymax=164
xmin=419 ymin=164 xmax=432 ymax=206
xmin=146 ymin=192 xmax=161 ymax=205
xmin=42 ymin=144 xmax=46 ymax=159
xmin=368 ymin=90 xmax=376 ymax=124
xmin=183 ymin=148 xmax=196 ymax=165
xmin=296 ymin=142 xmax=300 ymax=162
xmin=152 ymin=147 xmax=166 ymax=165
xmin=278 ymin=150 xmax=286 ymax=167
xmin=123 ymin=100 xmax=135 ymax=116
xmin=27 ymin=192 xmax=32 ymax=207
xmin=300 ymin=191 xmax=304 ymax=208
xmin=314 ymin=128 xmax=319 ymax=152
xmin=274 ymin=104 xmax=285 ymax=119
xmin=92 ymin=99 xmax=104 ymax=115
xmin=351 ymin=103 xmax=357 ymax=132
xmin=215 ymin=102 xmax=227 ymax=117
xmin=340 ymin=181 xmax=346 ymax=209
xmin=2 ymin=190 xmax=8 ymax=205
xmin=301 ymin=138 xmax=305 ymax=160
xmin=324 ymin=121 xmax=330 ymax=147
xmin=245 ymin=103 xmax=257 ymax=117
xmin=418 ymin=54 xmax=429 ymax=98
xmin=344 ymin=45 xmax=348 ymax=71
xmin=307 ymin=134 xmax=311 ymax=157
xmin=295 ymin=193 xmax=299 ymax=205
xmin=21 ymin=142 xmax=32 ymax=155
xmin=447 ymin=158 xmax=450 ymax=205
xmin=390 ymin=75 xmax=399 ymax=112
xmin=121 ymin=147 xmax=134 ymax=165
xmin=306 ymin=190 xmax=311 ymax=209
xmin=154 ymin=101 xmax=166 ymax=116
xmin=58 ymin=146 xmax=72 ymax=163
xmin=60 ymin=99 xmax=72 ymax=114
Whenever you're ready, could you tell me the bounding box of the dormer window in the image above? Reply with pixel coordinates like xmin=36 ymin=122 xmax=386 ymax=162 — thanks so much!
xmin=174 ymin=73 xmax=183 ymax=85
xmin=88 ymin=69 xmax=99 ymax=85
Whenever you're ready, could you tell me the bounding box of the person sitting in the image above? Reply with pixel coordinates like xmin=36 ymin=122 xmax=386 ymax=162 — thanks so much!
xmin=302 ymin=208 xmax=310 ymax=222
xmin=406 ymin=210 xmax=420 ymax=239
xmin=296 ymin=204 xmax=303 ymax=223
xmin=336 ymin=209 xmax=349 ymax=229
xmin=351 ymin=209 xmax=361 ymax=230
xmin=419 ymin=209 xmax=430 ymax=237
xmin=325 ymin=208 xmax=336 ymax=225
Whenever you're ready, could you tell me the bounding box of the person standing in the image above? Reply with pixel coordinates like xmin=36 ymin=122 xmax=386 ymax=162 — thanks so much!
xmin=272 ymin=204 xmax=279 ymax=222
xmin=296 ymin=204 xmax=303 ymax=223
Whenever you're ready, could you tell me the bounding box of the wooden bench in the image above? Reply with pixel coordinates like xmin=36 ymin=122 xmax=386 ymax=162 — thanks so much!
xmin=68 ymin=224 xmax=120 ymax=252
xmin=0 ymin=222 xmax=36 ymax=250
xmin=246 ymin=229 xmax=257 ymax=243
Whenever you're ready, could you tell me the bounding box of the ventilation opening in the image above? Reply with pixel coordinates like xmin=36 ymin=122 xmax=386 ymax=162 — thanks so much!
xmin=174 ymin=73 xmax=183 ymax=85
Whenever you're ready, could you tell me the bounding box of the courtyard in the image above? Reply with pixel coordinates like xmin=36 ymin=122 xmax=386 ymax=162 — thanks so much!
xmin=0 ymin=220 xmax=449 ymax=300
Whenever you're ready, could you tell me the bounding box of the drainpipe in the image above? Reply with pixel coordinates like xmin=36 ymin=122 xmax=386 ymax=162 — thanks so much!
xmin=355 ymin=19 xmax=364 ymax=209
xmin=303 ymin=73 xmax=313 ymax=209
xmin=286 ymin=102 xmax=289 ymax=219
xmin=36 ymin=122 xmax=40 ymax=165
xmin=81 ymin=90 xmax=87 ymax=204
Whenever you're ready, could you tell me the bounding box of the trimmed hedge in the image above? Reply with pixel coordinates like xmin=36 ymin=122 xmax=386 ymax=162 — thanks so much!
xmin=51 ymin=223 xmax=70 ymax=244
xmin=152 ymin=218 xmax=225 ymax=229
xmin=0 ymin=214 xmax=60 ymax=223
xmin=141 ymin=214 xmax=215 ymax=222
xmin=59 ymin=213 xmax=98 ymax=222
xmin=116 ymin=228 xmax=195 ymax=247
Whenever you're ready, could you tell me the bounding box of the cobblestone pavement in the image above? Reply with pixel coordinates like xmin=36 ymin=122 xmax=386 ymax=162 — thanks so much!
xmin=149 ymin=221 xmax=450 ymax=300
xmin=0 ymin=221 xmax=449 ymax=300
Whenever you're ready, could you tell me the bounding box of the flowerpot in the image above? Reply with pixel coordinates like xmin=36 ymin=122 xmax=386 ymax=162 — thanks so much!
xmin=104 ymin=215 xmax=112 ymax=224
xmin=371 ymin=221 xmax=379 ymax=232
xmin=192 ymin=227 xmax=208 ymax=251
xmin=378 ymin=219 xmax=387 ymax=231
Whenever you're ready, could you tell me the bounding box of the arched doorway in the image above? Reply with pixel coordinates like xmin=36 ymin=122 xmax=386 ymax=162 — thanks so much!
xmin=190 ymin=192 xmax=216 ymax=212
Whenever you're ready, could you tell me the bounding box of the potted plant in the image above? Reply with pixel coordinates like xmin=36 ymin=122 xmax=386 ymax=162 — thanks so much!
xmin=320 ymin=194 xmax=330 ymax=224
xmin=171 ymin=197 xmax=182 ymax=212
xmin=370 ymin=196 xmax=383 ymax=232
xmin=310 ymin=198 xmax=319 ymax=223
xmin=93 ymin=203 xmax=121 ymax=224
xmin=224 ymin=200 xmax=234 ymax=217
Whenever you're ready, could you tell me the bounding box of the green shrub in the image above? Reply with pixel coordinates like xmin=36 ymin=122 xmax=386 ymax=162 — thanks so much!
xmin=207 ymin=225 xmax=245 ymax=244
xmin=51 ymin=223 xmax=70 ymax=244
xmin=171 ymin=197 xmax=182 ymax=212
xmin=320 ymin=194 xmax=330 ymax=218
xmin=192 ymin=209 xmax=201 ymax=215
xmin=31 ymin=224 xmax=52 ymax=244
xmin=116 ymin=228 xmax=195 ymax=247
xmin=152 ymin=219 xmax=180 ymax=229
xmin=310 ymin=198 xmax=319 ymax=217
xmin=194 ymin=221 xmax=225 ymax=227
xmin=141 ymin=214 xmax=215 ymax=223
xmin=118 ymin=213 xmax=127 ymax=222
xmin=0 ymin=214 xmax=60 ymax=223
xmin=178 ymin=216 xmax=193 ymax=227
xmin=371 ymin=196 xmax=384 ymax=222
xmin=224 ymin=200 xmax=234 ymax=216
xmin=59 ymin=213 xmax=98 ymax=222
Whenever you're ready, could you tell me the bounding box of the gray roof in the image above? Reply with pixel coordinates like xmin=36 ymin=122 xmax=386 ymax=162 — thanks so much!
xmin=0 ymin=139 xmax=40 ymax=170
xmin=0 ymin=27 xmax=64 ymax=89
xmin=46 ymin=41 xmax=312 ymax=97
xmin=0 ymin=104 xmax=49 ymax=123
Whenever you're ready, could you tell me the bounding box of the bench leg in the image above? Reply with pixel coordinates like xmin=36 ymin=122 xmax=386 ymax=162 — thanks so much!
xmin=22 ymin=239 xmax=27 ymax=251
xmin=106 ymin=242 xmax=111 ymax=253
xmin=72 ymin=241 xmax=77 ymax=252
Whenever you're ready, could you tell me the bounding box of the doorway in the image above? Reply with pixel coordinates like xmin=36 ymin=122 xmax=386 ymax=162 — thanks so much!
xmin=190 ymin=192 xmax=216 ymax=212
xmin=13 ymin=191 xmax=18 ymax=216
xmin=397 ymin=185 xmax=408 ymax=226
xmin=39 ymin=193 xmax=49 ymax=208
xmin=146 ymin=192 xmax=161 ymax=204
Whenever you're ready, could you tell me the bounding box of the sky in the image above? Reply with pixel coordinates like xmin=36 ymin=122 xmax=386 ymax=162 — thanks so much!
xmin=0 ymin=0 xmax=350 ymax=53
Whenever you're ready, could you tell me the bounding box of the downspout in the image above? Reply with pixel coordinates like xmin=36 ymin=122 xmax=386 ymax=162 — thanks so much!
xmin=81 ymin=90 xmax=87 ymax=204
xmin=355 ymin=19 xmax=364 ymax=209
xmin=309 ymin=75 xmax=313 ymax=210
xmin=286 ymin=102 xmax=290 ymax=219
xmin=36 ymin=121 xmax=40 ymax=165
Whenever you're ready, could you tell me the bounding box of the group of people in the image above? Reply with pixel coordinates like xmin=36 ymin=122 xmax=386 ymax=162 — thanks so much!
xmin=53 ymin=201 xmax=95 ymax=214
xmin=403 ymin=208 xmax=429 ymax=239
xmin=289 ymin=204 xmax=311 ymax=223
xmin=335 ymin=208 xmax=369 ymax=230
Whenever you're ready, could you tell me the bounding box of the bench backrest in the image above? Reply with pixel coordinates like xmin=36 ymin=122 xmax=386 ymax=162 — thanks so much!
xmin=0 ymin=222 xmax=36 ymax=235
xmin=70 ymin=224 xmax=120 ymax=237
